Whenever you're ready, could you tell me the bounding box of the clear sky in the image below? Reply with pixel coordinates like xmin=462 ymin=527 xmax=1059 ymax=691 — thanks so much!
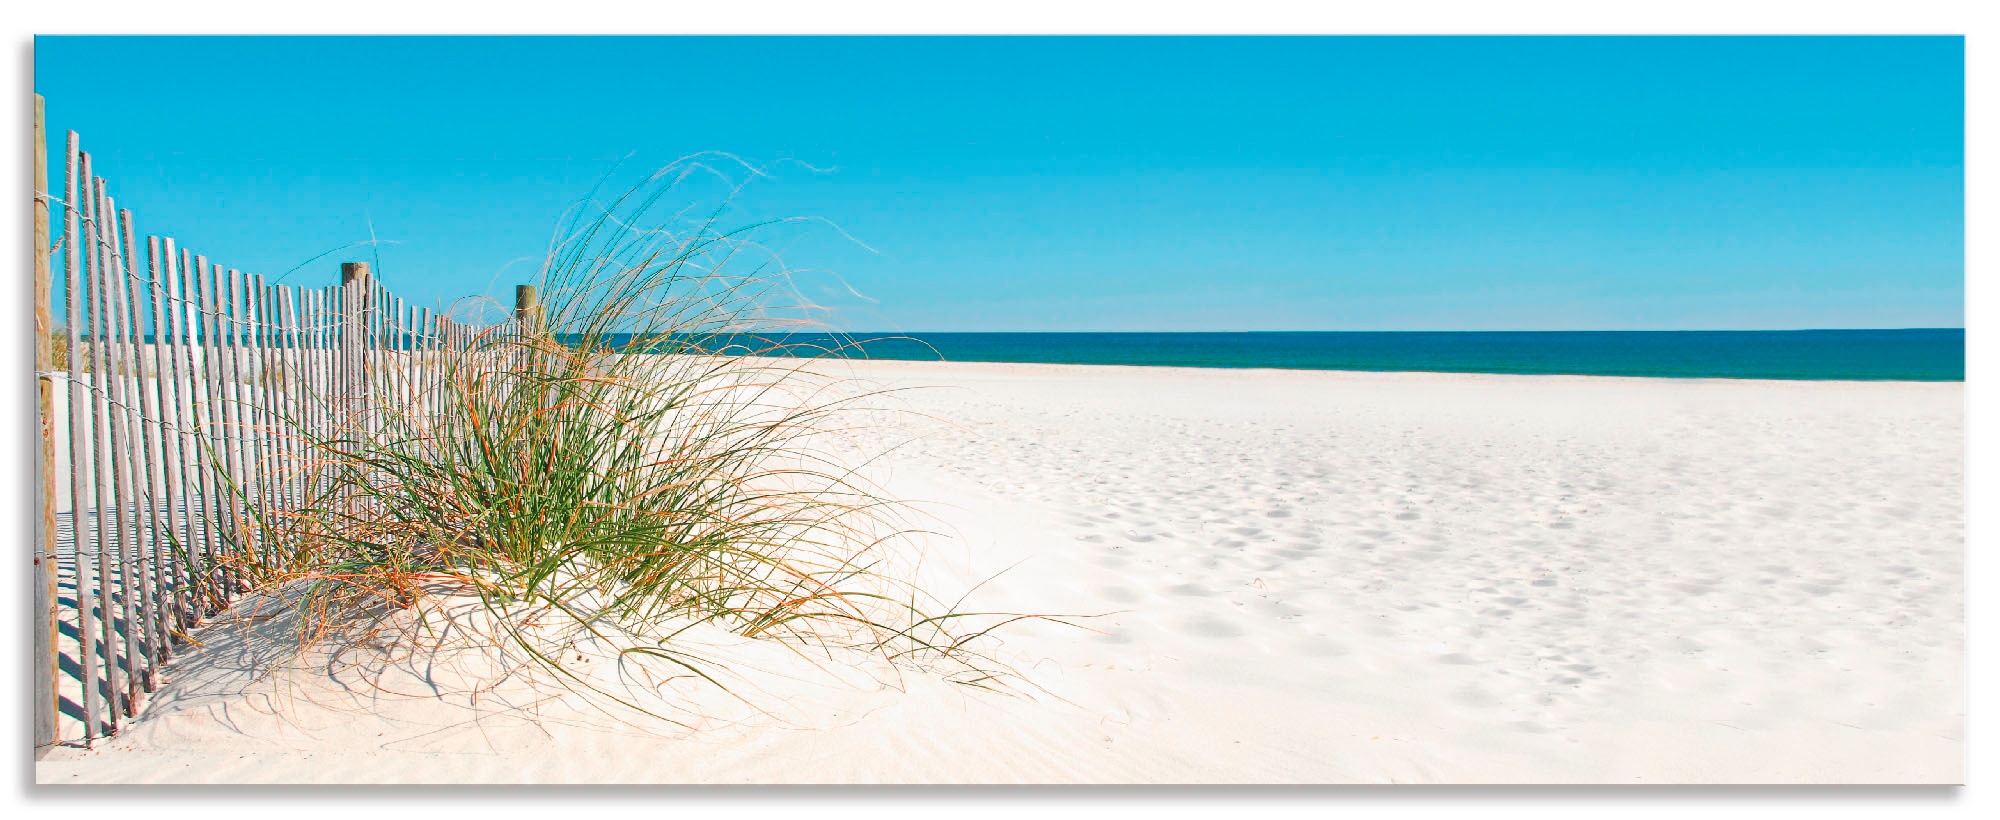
xmin=35 ymin=35 xmax=1963 ymax=331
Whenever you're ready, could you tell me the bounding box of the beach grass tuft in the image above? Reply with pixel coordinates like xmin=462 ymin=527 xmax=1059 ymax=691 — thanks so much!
xmin=215 ymin=157 xmax=1046 ymax=724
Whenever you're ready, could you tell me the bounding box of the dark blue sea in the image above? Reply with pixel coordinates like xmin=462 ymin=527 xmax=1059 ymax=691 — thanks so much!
xmin=682 ymin=329 xmax=1963 ymax=382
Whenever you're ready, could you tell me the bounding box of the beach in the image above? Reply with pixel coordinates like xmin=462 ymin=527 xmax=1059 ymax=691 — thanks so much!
xmin=34 ymin=361 xmax=1965 ymax=784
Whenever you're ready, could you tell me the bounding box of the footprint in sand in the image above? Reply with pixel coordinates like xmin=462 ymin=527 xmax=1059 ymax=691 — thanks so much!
xmin=1180 ymin=616 xmax=1244 ymax=639
xmin=1257 ymin=600 xmax=1308 ymax=619
xmin=1452 ymin=684 xmax=1499 ymax=707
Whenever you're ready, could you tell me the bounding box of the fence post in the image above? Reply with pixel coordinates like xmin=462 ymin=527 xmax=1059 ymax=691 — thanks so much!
xmin=341 ymin=261 xmax=370 ymax=426
xmin=339 ymin=263 xmax=369 ymax=516
xmin=33 ymin=93 xmax=60 ymax=752
xmin=515 ymin=284 xmax=540 ymax=333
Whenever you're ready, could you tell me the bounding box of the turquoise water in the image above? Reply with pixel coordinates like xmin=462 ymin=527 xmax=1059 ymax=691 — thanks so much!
xmin=135 ymin=328 xmax=1961 ymax=381
xmin=708 ymin=329 xmax=1963 ymax=381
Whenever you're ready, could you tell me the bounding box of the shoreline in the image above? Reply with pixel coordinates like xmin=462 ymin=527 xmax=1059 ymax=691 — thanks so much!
xmin=803 ymin=355 xmax=1970 ymax=387
xmin=508 ymin=327 xmax=1968 ymax=382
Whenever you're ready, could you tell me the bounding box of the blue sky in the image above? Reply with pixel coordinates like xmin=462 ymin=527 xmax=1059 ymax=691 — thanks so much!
xmin=35 ymin=36 xmax=1963 ymax=331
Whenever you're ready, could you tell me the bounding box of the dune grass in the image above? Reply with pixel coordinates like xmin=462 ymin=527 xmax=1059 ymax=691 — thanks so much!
xmin=209 ymin=158 xmax=1045 ymax=725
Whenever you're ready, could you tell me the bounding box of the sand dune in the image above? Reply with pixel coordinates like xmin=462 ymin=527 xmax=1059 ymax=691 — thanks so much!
xmin=36 ymin=362 xmax=1964 ymax=783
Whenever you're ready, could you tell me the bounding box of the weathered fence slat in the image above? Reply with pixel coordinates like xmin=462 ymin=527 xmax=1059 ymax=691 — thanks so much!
xmin=195 ymin=258 xmax=233 ymax=602
xmin=166 ymin=240 xmax=202 ymax=623
xmin=150 ymin=237 xmax=191 ymax=635
xmin=248 ymin=276 xmax=273 ymax=556
xmin=33 ymin=95 xmax=59 ymax=752
xmin=307 ymin=287 xmax=324 ymax=501
xmin=116 ymin=207 xmax=164 ymax=688
xmin=264 ymin=280 xmax=285 ymax=534
xmin=185 ymin=249 xmax=221 ymax=611
xmin=279 ymin=287 xmax=302 ymax=525
xmin=223 ymin=269 xmax=253 ymax=574
xmin=63 ymin=136 xmax=98 ymax=744
xmin=80 ymin=157 xmax=121 ymax=734
xmin=98 ymin=191 xmax=142 ymax=713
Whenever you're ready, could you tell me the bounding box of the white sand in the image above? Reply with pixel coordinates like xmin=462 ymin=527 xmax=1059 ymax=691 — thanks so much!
xmin=35 ymin=362 xmax=1964 ymax=784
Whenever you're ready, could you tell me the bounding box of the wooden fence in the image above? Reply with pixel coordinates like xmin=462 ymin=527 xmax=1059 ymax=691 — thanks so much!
xmin=30 ymin=99 xmax=532 ymax=752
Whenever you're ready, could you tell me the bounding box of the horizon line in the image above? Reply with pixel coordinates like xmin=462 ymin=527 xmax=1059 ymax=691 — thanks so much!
xmin=793 ymin=327 xmax=1967 ymax=335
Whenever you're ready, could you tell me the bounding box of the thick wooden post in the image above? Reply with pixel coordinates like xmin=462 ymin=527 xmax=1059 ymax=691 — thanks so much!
xmin=515 ymin=284 xmax=540 ymax=333
xmin=32 ymin=94 xmax=60 ymax=751
xmin=339 ymin=263 xmax=369 ymax=513
xmin=342 ymin=262 xmax=369 ymax=418
xmin=349 ymin=263 xmax=367 ymax=428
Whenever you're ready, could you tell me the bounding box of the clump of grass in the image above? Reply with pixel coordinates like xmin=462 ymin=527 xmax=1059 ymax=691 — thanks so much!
xmin=47 ymin=334 xmax=157 ymax=376
xmin=50 ymin=331 xmax=105 ymax=373
xmin=230 ymin=157 xmax=1043 ymax=724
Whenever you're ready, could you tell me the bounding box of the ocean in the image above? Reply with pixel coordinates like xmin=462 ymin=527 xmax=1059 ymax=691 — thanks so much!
xmin=701 ymin=329 xmax=1964 ymax=382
